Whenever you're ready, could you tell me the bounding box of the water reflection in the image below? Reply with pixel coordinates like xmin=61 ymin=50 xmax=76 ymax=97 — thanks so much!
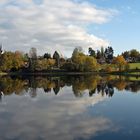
xmin=0 ymin=75 xmax=140 ymax=99
xmin=0 ymin=93 xmax=115 ymax=140
xmin=0 ymin=75 xmax=140 ymax=140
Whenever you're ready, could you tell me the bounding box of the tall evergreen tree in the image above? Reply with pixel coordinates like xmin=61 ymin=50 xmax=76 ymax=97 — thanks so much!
xmin=53 ymin=51 xmax=60 ymax=68
xmin=104 ymin=46 xmax=114 ymax=63
xmin=88 ymin=47 xmax=96 ymax=57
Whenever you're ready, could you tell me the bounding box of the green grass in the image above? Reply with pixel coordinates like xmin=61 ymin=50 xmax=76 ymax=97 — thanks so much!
xmin=129 ymin=63 xmax=140 ymax=69
xmin=100 ymin=63 xmax=140 ymax=71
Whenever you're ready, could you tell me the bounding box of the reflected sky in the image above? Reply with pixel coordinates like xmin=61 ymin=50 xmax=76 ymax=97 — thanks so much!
xmin=0 ymin=76 xmax=140 ymax=140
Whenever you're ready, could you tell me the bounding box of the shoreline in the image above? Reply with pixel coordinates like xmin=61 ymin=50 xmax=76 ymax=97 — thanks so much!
xmin=1 ymin=71 xmax=140 ymax=77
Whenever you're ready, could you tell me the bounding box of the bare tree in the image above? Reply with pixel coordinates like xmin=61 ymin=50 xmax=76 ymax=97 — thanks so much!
xmin=29 ymin=47 xmax=37 ymax=71
xmin=29 ymin=47 xmax=37 ymax=59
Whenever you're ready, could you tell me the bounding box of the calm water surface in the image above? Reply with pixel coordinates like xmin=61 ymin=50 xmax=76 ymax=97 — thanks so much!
xmin=0 ymin=75 xmax=140 ymax=140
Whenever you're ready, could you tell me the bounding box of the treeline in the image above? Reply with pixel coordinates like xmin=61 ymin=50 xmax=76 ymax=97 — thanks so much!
xmin=122 ymin=49 xmax=140 ymax=62
xmin=0 ymin=46 xmax=140 ymax=73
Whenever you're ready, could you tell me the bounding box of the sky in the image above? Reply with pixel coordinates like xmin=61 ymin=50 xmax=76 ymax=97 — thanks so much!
xmin=0 ymin=0 xmax=140 ymax=57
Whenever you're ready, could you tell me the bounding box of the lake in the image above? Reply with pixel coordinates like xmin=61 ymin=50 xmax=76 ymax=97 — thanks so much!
xmin=0 ymin=75 xmax=140 ymax=140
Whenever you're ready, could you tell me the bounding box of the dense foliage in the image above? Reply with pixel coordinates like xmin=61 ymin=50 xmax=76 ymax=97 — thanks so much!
xmin=0 ymin=51 xmax=24 ymax=72
xmin=0 ymin=46 xmax=139 ymax=73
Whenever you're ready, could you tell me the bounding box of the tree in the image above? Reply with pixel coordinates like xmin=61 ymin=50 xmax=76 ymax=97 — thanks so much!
xmin=88 ymin=47 xmax=96 ymax=57
xmin=36 ymin=59 xmax=55 ymax=70
xmin=0 ymin=44 xmax=2 ymax=56
xmin=130 ymin=49 xmax=139 ymax=58
xmin=84 ymin=56 xmax=98 ymax=72
xmin=113 ymin=55 xmax=127 ymax=72
xmin=130 ymin=49 xmax=139 ymax=62
xmin=71 ymin=48 xmax=98 ymax=72
xmin=29 ymin=48 xmax=37 ymax=71
xmin=101 ymin=46 xmax=104 ymax=57
xmin=122 ymin=51 xmax=130 ymax=60
xmin=29 ymin=47 xmax=37 ymax=59
xmin=0 ymin=51 xmax=24 ymax=72
xmin=44 ymin=53 xmax=51 ymax=59
xmin=72 ymin=47 xmax=83 ymax=60
xmin=96 ymin=50 xmax=101 ymax=59
xmin=53 ymin=51 xmax=60 ymax=68
xmin=105 ymin=46 xmax=114 ymax=63
xmin=72 ymin=50 xmax=87 ymax=71
xmin=23 ymin=53 xmax=29 ymax=61
xmin=121 ymin=49 xmax=140 ymax=62
xmin=13 ymin=51 xmax=24 ymax=70
xmin=0 ymin=45 xmax=3 ymax=68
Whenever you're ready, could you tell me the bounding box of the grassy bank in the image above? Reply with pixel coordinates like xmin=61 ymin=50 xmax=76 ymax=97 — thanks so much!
xmin=129 ymin=63 xmax=140 ymax=69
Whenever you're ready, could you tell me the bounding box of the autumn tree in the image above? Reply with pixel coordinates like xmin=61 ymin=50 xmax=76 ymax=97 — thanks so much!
xmin=13 ymin=51 xmax=24 ymax=70
xmin=36 ymin=59 xmax=55 ymax=70
xmin=72 ymin=47 xmax=85 ymax=70
xmin=84 ymin=56 xmax=98 ymax=72
xmin=113 ymin=55 xmax=127 ymax=72
xmin=70 ymin=48 xmax=98 ymax=72
xmin=0 ymin=51 xmax=24 ymax=72
xmin=72 ymin=47 xmax=83 ymax=60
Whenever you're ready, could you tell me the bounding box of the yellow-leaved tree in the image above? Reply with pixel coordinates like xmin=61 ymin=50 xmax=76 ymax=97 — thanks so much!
xmin=0 ymin=51 xmax=24 ymax=72
xmin=71 ymin=47 xmax=98 ymax=72
xmin=113 ymin=55 xmax=127 ymax=72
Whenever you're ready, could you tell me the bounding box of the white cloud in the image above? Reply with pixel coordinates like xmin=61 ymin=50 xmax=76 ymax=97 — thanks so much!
xmin=0 ymin=87 xmax=118 ymax=140
xmin=0 ymin=0 xmax=116 ymax=56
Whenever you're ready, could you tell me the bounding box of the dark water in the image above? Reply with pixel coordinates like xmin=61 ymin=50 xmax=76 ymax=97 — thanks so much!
xmin=0 ymin=75 xmax=140 ymax=140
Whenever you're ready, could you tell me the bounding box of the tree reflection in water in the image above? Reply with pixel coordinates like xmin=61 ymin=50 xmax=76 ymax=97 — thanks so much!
xmin=0 ymin=75 xmax=140 ymax=140
xmin=0 ymin=75 xmax=140 ymax=100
